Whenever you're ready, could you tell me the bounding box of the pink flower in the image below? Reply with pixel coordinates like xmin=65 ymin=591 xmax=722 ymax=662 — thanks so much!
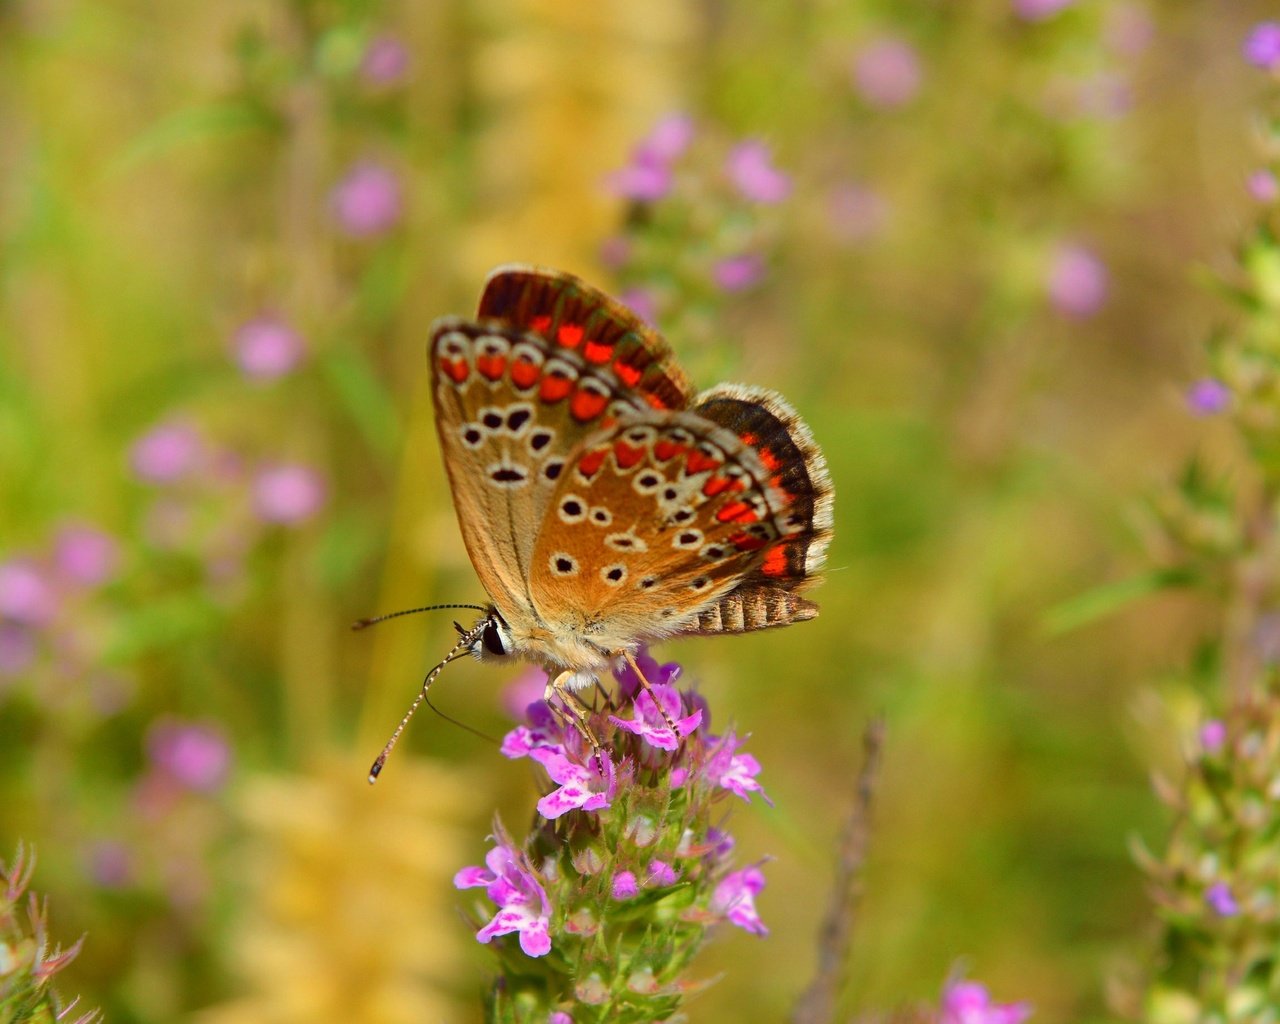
xmin=331 ymin=162 xmax=402 ymax=237
xmin=636 ymin=113 xmax=695 ymax=164
xmin=1205 ymin=881 xmax=1239 ymax=917
xmin=130 ymin=420 xmax=202 ymax=483
xmin=233 ymin=315 xmax=305 ymax=380
xmin=712 ymin=253 xmax=765 ymax=293
xmin=1244 ymin=22 xmax=1280 ymax=71
xmin=500 ymin=701 xmax=562 ymax=758
xmin=711 ymin=865 xmax=768 ymax=936
xmin=704 ymin=732 xmax=770 ymax=804
xmin=646 ymin=859 xmax=679 ymax=887
xmin=0 ymin=559 xmax=57 ymax=625
xmin=609 ymin=682 xmax=702 ymax=751
xmin=53 ymin=524 xmax=120 ymax=588
xmin=455 ymin=840 xmax=552 ymax=957
xmin=941 ymin=980 xmax=1032 ymax=1024
xmin=529 ymin=747 xmax=615 ymax=818
xmin=252 ymin=464 xmax=326 ymax=524
xmin=725 ymin=140 xmax=792 ymax=204
xmin=360 ymin=35 xmax=409 ymax=85
xmin=611 ymin=870 xmax=638 ymax=900
xmin=502 ymin=666 xmax=550 ymax=720
xmin=1046 ymin=243 xmax=1108 ymax=319
xmin=618 ymin=287 xmax=657 ymax=326
xmin=1199 ymin=718 xmax=1227 ymax=752
xmin=1248 ymin=169 xmax=1278 ymax=203
xmin=1186 ymin=379 xmax=1230 ymax=416
xmin=1013 ymin=0 xmax=1074 ymax=22
xmin=851 ymin=37 xmax=923 ymax=108
xmin=605 ymin=161 xmax=672 ymax=202
xmin=147 ymin=718 xmax=231 ymax=793
xmin=612 ymin=647 xmax=681 ymax=699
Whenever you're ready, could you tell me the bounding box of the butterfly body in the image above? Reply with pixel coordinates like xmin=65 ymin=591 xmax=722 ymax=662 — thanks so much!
xmin=431 ymin=266 xmax=833 ymax=694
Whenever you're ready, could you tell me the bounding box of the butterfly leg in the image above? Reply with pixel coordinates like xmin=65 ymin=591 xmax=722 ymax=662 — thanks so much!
xmin=545 ymin=670 xmax=605 ymax=769
xmin=621 ymin=650 xmax=683 ymax=740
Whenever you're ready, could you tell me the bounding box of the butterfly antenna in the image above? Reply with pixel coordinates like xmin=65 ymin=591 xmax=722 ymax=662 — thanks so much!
xmin=352 ymin=603 xmax=488 ymax=631
xmin=367 ymin=622 xmax=486 ymax=784
xmin=424 ymin=693 xmax=498 ymax=746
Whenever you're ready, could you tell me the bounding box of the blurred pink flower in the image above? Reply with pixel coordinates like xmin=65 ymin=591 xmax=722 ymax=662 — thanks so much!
xmin=1248 ymin=169 xmax=1278 ymax=203
xmin=253 ymin=464 xmax=327 ymax=524
xmin=711 ymin=865 xmax=768 ymax=936
xmin=502 ymin=665 xmax=550 ymax=719
xmin=636 ymin=113 xmax=695 ymax=164
xmin=131 ymin=420 xmax=202 ymax=483
xmin=0 ymin=559 xmax=57 ymax=625
xmin=941 ymin=980 xmax=1031 ymax=1024
xmin=611 ymin=870 xmax=638 ymax=900
xmin=455 ymin=839 xmax=553 ymax=958
xmin=619 ymin=286 xmax=658 ymax=325
xmin=713 ymin=253 xmax=765 ymax=293
xmin=1046 ymin=243 xmax=1108 ymax=319
xmin=53 ymin=523 xmax=120 ymax=588
xmin=233 ymin=315 xmax=305 ymax=380
xmin=606 ymin=161 xmax=672 ymax=202
xmin=1013 ymin=0 xmax=1075 ymax=21
xmin=851 ymin=36 xmax=923 ymax=109
xmin=1205 ymin=881 xmax=1239 ymax=917
xmin=1244 ymin=22 xmax=1280 ymax=70
xmin=1186 ymin=378 xmax=1230 ymax=416
xmin=1199 ymin=718 xmax=1226 ymax=753
xmin=827 ymin=182 xmax=891 ymax=243
xmin=360 ymin=35 xmax=409 ymax=85
xmin=0 ymin=623 xmax=36 ymax=677
xmin=86 ymin=840 xmax=134 ymax=889
xmin=725 ymin=140 xmax=792 ymax=203
xmin=147 ymin=718 xmax=231 ymax=793
xmin=331 ymin=162 xmax=403 ymax=237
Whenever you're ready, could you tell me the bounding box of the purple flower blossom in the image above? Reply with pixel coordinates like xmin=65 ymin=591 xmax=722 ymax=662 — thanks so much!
xmin=713 ymin=253 xmax=766 ymax=293
xmin=611 ymin=871 xmax=638 ymax=900
xmin=0 ymin=623 xmax=36 ymax=677
xmin=1013 ymin=0 xmax=1074 ymax=22
xmin=711 ymin=865 xmax=768 ymax=936
xmin=147 ymin=718 xmax=231 ymax=792
xmin=1244 ymin=22 xmax=1280 ymax=71
xmin=609 ymin=683 xmax=702 ymax=751
xmin=455 ymin=840 xmax=552 ymax=957
xmin=646 ymin=859 xmax=679 ymax=887
xmin=1186 ymin=378 xmax=1230 ymax=416
xmin=53 ymin=524 xmax=120 ymax=588
xmin=725 ymin=140 xmax=792 ymax=203
xmin=1199 ymin=718 xmax=1227 ymax=753
xmin=360 ymin=35 xmax=410 ymax=85
xmin=0 ymin=559 xmax=57 ymax=626
xmin=233 ymin=315 xmax=305 ymax=380
xmin=636 ymin=113 xmax=695 ymax=164
xmin=252 ymin=464 xmax=326 ymax=524
xmin=131 ymin=420 xmax=202 ymax=483
xmin=850 ymin=37 xmax=923 ymax=109
xmin=605 ymin=161 xmax=673 ymax=202
xmin=941 ymin=980 xmax=1032 ymax=1024
xmin=1248 ymin=169 xmax=1278 ymax=203
xmin=548 ymin=1014 xmax=573 ymax=1024
xmin=613 ymin=648 xmax=681 ymax=700
xmin=619 ymin=287 xmax=657 ymax=326
xmin=331 ymin=162 xmax=403 ymax=237
xmin=1046 ymin=243 xmax=1108 ymax=319
xmin=1205 ymin=882 xmax=1239 ymax=917
xmin=704 ymin=732 xmax=770 ymax=804
xmin=529 ymin=746 xmax=615 ymax=818
xmin=501 ymin=701 xmax=562 ymax=758
xmin=502 ymin=666 xmax=550 ymax=720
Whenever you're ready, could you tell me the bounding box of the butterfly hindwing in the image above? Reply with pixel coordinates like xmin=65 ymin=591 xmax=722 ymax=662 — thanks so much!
xmin=430 ymin=319 xmax=648 ymax=621
xmin=526 ymin=410 xmax=805 ymax=650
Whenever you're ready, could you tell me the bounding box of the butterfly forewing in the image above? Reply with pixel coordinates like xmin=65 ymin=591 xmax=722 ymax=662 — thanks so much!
xmin=430 ymin=318 xmax=649 ymax=621
xmin=526 ymin=410 xmax=803 ymax=650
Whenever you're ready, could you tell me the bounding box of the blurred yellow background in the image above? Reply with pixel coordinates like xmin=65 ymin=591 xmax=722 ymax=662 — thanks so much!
xmin=0 ymin=1 xmax=1271 ymax=1020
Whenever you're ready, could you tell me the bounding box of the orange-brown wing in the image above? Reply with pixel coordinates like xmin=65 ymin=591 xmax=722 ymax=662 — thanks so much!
xmin=429 ymin=318 xmax=649 ymax=622
xmin=526 ymin=410 xmax=806 ymax=650
xmin=478 ymin=265 xmax=695 ymax=413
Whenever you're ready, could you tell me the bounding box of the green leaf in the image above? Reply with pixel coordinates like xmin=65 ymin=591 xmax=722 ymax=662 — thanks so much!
xmin=1041 ymin=567 xmax=1199 ymax=637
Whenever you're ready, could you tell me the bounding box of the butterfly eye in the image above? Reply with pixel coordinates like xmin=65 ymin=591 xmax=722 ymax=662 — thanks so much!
xmin=482 ymin=620 xmax=509 ymax=657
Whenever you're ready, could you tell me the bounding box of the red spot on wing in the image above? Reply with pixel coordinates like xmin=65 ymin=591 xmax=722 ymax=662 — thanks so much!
xmin=685 ymin=451 xmax=722 ymax=475
xmin=613 ymin=440 xmax=645 ymax=469
xmin=476 ymin=354 xmax=507 ymax=381
xmin=577 ymin=448 xmax=607 ymax=479
xmin=569 ymin=387 xmax=609 ymax=422
xmin=729 ymin=531 xmax=768 ymax=552
xmin=757 ymin=446 xmax=783 ymax=472
xmin=540 ymin=374 xmax=574 ymax=403
xmin=613 ymin=360 xmax=642 ymax=387
xmin=530 ymin=314 xmax=552 ymax=333
xmin=439 ymin=357 xmax=469 ymax=384
xmin=511 ymin=357 xmax=540 ymax=390
xmin=740 ymin=431 xmax=759 ymax=446
xmin=644 ymin=392 xmax=669 ymax=410
xmin=654 ymin=440 xmax=687 ymax=462
xmin=762 ymin=545 xmax=789 ymax=577
xmin=557 ymin=323 xmax=583 ymax=348
xmin=717 ymin=501 xmax=759 ymax=524
xmin=702 ymin=475 xmax=735 ymax=498
xmin=583 ymin=339 xmax=613 ymax=364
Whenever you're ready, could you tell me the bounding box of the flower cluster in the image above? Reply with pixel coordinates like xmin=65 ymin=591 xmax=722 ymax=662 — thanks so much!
xmin=454 ymin=651 xmax=770 ymax=1022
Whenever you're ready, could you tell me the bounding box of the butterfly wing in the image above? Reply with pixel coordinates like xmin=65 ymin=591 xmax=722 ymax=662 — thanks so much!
xmin=526 ymin=409 xmax=810 ymax=651
xmin=478 ymin=265 xmax=695 ymax=413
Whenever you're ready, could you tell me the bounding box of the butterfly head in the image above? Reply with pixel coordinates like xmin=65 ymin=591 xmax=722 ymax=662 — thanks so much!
xmin=462 ymin=607 xmax=514 ymax=662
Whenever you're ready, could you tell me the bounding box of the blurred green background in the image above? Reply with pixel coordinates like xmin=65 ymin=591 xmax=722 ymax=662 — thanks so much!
xmin=0 ymin=1 xmax=1270 ymax=1020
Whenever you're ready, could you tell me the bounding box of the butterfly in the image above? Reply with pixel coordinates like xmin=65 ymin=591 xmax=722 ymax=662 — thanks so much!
xmin=367 ymin=265 xmax=832 ymax=779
